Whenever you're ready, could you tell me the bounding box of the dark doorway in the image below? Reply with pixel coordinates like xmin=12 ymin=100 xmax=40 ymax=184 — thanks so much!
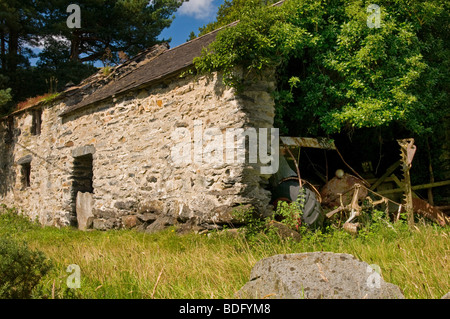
xmin=71 ymin=154 xmax=94 ymax=226
xmin=20 ymin=162 xmax=31 ymax=189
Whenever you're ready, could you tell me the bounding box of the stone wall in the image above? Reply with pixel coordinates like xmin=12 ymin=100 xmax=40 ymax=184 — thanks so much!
xmin=0 ymin=70 xmax=276 ymax=232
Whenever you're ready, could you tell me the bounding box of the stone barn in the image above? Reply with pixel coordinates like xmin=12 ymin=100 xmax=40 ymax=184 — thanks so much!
xmin=0 ymin=27 xmax=279 ymax=233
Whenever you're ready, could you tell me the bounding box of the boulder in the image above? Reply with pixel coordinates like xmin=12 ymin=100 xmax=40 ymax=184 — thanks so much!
xmin=76 ymin=192 xmax=94 ymax=231
xmin=442 ymin=292 xmax=450 ymax=299
xmin=236 ymin=252 xmax=405 ymax=299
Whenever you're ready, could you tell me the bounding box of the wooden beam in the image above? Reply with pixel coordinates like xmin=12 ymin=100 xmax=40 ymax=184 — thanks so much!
xmin=366 ymin=176 xmax=395 ymax=184
xmin=411 ymin=180 xmax=450 ymax=191
xmin=280 ymin=137 xmax=336 ymax=150
xmin=390 ymin=174 xmax=420 ymax=199
xmin=370 ymin=161 xmax=401 ymax=190
xmin=378 ymin=180 xmax=450 ymax=195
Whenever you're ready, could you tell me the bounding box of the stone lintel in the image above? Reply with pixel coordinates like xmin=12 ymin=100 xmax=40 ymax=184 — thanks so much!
xmin=17 ymin=155 xmax=32 ymax=165
xmin=72 ymin=145 xmax=95 ymax=158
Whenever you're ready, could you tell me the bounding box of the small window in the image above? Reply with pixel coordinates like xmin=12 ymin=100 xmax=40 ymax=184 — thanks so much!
xmin=31 ymin=109 xmax=42 ymax=136
xmin=20 ymin=162 xmax=31 ymax=189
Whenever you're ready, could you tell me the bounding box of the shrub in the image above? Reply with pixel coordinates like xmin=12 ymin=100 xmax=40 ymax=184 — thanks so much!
xmin=232 ymin=206 xmax=267 ymax=239
xmin=232 ymin=189 xmax=307 ymax=241
xmin=272 ymin=187 xmax=306 ymax=231
xmin=0 ymin=237 xmax=53 ymax=299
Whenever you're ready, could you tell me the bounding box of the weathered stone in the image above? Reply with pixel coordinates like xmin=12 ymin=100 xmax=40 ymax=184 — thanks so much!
xmin=176 ymin=203 xmax=192 ymax=223
xmin=105 ymin=218 xmax=117 ymax=229
xmin=442 ymin=292 xmax=450 ymax=299
xmin=17 ymin=155 xmax=33 ymax=165
xmin=0 ymin=63 xmax=276 ymax=230
xmin=93 ymin=209 xmax=116 ymax=219
xmin=236 ymin=252 xmax=405 ymax=299
xmin=137 ymin=213 xmax=158 ymax=223
xmin=72 ymin=145 xmax=95 ymax=158
xmin=76 ymin=191 xmax=94 ymax=231
xmin=122 ymin=215 xmax=138 ymax=229
xmin=114 ymin=200 xmax=137 ymax=211
xmin=138 ymin=200 xmax=165 ymax=215
xmin=146 ymin=176 xmax=158 ymax=183
xmin=145 ymin=216 xmax=176 ymax=234
xmin=92 ymin=218 xmax=106 ymax=231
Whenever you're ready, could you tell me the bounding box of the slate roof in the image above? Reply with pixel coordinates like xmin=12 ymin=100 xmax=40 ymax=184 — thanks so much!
xmin=59 ymin=23 xmax=237 ymax=117
xmin=60 ymin=0 xmax=286 ymax=116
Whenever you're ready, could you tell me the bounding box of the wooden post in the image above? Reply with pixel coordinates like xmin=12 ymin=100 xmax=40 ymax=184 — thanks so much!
xmin=426 ymin=137 xmax=435 ymax=206
xmin=398 ymin=139 xmax=416 ymax=227
xmin=403 ymin=163 xmax=414 ymax=227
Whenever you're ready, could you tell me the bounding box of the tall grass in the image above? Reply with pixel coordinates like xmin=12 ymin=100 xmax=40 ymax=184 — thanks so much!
xmin=0 ymin=206 xmax=448 ymax=299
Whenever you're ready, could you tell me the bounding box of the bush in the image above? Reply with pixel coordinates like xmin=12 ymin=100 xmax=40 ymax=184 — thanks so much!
xmin=0 ymin=205 xmax=40 ymax=233
xmin=0 ymin=237 xmax=53 ymax=299
xmin=232 ymin=190 xmax=307 ymax=241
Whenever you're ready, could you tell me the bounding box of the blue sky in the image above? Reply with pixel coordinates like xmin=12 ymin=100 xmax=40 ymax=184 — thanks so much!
xmin=158 ymin=0 xmax=225 ymax=48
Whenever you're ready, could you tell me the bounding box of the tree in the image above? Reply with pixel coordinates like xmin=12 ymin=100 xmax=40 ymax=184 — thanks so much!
xmin=42 ymin=0 xmax=184 ymax=63
xmin=194 ymin=0 xmax=449 ymax=137
xmin=0 ymin=0 xmax=42 ymax=73
xmin=0 ymin=0 xmax=44 ymax=108
xmin=35 ymin=37 xmax=97 ymax=93
xmin=197 ymin=0 xmax=279 ymax=36
xmin=0 ymin=88 xmax=11 ymax=113
xmin=0 ymin=0 xmax=187 ymax=114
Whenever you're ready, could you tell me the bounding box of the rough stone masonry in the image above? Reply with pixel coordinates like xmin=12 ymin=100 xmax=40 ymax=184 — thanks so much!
xmin=0 ymin=29 xmax=277 ymax=233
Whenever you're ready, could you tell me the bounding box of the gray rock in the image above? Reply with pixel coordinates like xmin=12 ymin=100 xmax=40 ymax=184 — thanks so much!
xmin=92 ymin=218 xmax=106 ymax=231
xmin=236 ymin=252 xmax=405 ymax=299
xmin=145 ymin=216 xmax=176 ymax=234
xmin=176 ymin=218 xmax=204 ymax=235
xmin=76 ymin=192 xmax=94 ymax=231
xmin=114 ymin=200 xmax=137 ymax=210
xmin=138 ymin=200 xmax=165 ymax=215
xmin=442 ymin=292 xmax=450 ymax=299
xmin=72 ymin=145 xmax=95 ymax=158
xmin=122 ymin=215 xmax=138 ymax=229
xmin=137 ymin=213 xmax=158 ymax=223
xmin=17 ymin=154 xmax=33 ymax=165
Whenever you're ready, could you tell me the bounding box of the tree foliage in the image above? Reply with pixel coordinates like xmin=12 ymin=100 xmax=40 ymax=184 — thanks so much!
xmin=198 ymin=0 xmax=279 ymax=36
xmin=194 ymin=0 xmax=449 ymax=136
xmin=0 ymin=0 xmax=185 ymax=115
xmin=0 ymin=236 xmax=53 ymax=299
xmin=41 ymin=0 xmax=183 ymax=63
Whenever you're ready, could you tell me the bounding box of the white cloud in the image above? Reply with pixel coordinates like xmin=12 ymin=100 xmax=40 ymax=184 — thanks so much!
xmin=24 ymin=35 xmax=70 ymax=51
xmin=178 ymin=0 xmax=215 ymax=19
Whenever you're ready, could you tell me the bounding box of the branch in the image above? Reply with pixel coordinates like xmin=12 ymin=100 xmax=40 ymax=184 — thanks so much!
xmin=79 ymin=51 xmax=105 ymax=62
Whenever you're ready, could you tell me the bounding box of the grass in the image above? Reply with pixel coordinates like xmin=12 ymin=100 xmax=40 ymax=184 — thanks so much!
xmin=0 ymin=206 xmax=448 ymax=299
xmin=15 ymin=93 xmax=60 ymax=111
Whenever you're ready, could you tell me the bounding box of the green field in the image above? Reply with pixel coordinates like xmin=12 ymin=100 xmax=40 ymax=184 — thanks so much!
xmin=0 ymin=206 xmax=448 ymax=299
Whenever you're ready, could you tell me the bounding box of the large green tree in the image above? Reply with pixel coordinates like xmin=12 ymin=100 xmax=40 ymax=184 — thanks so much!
xmin=194 ymin=0 xmax=449 ymax=137
xmin=197 ymin=0 xmax=279 ymax=36
xmin=42 ymin=0 xmax=184 ymax=63
xmin=0 ymin=0 xmax=186 ymax=115
xmin=0 ymin=0 xmax=45 ymax=109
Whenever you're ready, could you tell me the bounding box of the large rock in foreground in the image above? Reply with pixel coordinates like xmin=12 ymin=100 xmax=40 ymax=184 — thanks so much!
xmin=236 ymin=252 xmax=404 ymax=299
